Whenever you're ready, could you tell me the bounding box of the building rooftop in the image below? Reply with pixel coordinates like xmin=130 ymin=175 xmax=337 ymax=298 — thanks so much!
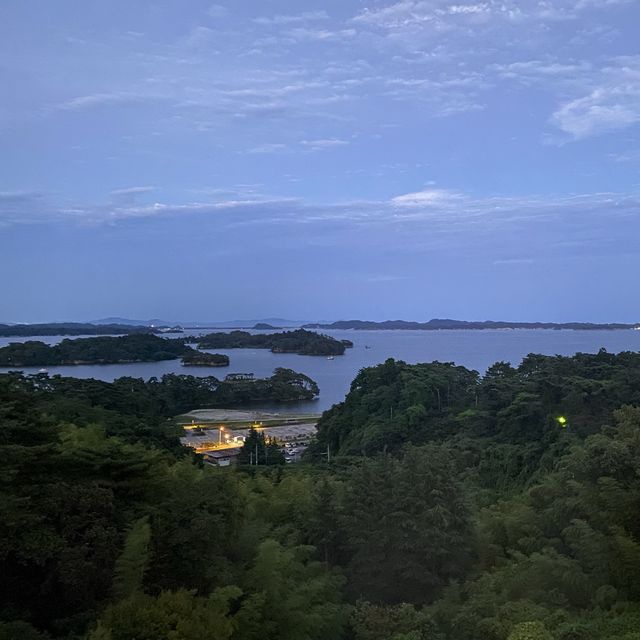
xmin=203 ymin=447 xmax=242 ymax=460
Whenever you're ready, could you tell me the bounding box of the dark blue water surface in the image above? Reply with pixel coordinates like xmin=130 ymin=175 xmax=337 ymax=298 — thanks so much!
xmin=2 ymin=329 xmax=640 ymax=412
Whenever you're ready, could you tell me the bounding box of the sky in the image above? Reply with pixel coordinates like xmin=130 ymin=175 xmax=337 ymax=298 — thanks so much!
xmin=1 ymin=0 xmax=640 ymax=323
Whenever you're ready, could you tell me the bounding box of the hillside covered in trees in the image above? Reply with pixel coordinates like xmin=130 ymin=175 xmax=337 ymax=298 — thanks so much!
xmin=2 ymin=350 xmax=640 ymax=639
xmin=311 ymin=350 xmax=640 ymax=455
xmin=196 ymin=328 xmax=351 ymax=356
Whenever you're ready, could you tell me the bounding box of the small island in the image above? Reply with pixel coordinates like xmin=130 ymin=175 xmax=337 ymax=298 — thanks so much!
xmin=0 ymin=334 xmax=202 ymax=366
xmin=214 ymin=367 xmax=319 ymax=403
xmin=196 ymin=328 xmax=348 ymax=356
xmin=181 ymin=352 xmax=229 ymax=367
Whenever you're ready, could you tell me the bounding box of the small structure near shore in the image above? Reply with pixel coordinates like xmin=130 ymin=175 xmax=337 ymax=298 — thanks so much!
xmin=224 ymin=372 xmax=255 ymax=382
xmin=202 ymin=448 xmax=242 ymax=467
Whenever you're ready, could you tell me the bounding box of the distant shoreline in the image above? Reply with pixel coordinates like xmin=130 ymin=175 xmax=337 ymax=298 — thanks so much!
xmin=303 ymin=319 xmax=640 ymax=332
xmin=0 ymin=322 xmax=182 ymax=337
xmin=2 ymin=319 xmax=640 ymax=336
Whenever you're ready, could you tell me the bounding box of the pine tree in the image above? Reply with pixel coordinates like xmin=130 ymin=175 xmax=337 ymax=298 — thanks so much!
xmin=112 ymin=516 xmax=151 ymax=599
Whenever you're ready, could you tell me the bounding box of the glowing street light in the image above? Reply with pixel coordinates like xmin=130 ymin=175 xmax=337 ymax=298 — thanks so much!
xmin=556 ymin=416 xmax=568 ymax=428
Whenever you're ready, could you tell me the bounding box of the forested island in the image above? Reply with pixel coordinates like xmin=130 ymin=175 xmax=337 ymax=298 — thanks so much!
xmin=3 ymin=349 xmax=640 ymax=639
xmin=304 ymin=318 xmax=640 ymax=331
xmin=0 ymin=322 xmax=181 ymax=337
xmin=0 ymin=334 xmax=223 ymax=367
xmin=196 ymin=328 xmax=350 ymax=355
xmin=181 ymin=352 xmax=230 ymax=367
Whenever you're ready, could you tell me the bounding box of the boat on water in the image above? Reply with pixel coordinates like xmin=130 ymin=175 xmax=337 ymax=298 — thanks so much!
xmin=38 ymin=368 xmax=49 ymax=374
xmin=326 ymin=356 xmax=334 ymax=360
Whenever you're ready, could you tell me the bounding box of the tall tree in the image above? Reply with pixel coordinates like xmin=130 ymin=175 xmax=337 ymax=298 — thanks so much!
xmin=343 ymin=446 xmax=474 ymax=604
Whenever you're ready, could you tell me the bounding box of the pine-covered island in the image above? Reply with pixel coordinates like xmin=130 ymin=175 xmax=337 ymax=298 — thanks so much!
xmin=180 ymin=352 xmax=230 ymax=367
xmin=195 ymin=328 xmax=352 ymax=355
xmin=0 ymin=334 xmax=228 ymax=367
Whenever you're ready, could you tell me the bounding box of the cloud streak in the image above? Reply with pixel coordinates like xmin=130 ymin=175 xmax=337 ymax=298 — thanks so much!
xmin=253 ymin=11 xmax=329 ymax=26
xmin=4 ymin=186 xmax=639 ymax=237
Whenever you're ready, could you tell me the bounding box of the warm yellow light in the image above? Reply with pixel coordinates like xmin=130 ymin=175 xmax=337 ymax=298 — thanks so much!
xmin=557 ymin=416 xmax=567 ymax=427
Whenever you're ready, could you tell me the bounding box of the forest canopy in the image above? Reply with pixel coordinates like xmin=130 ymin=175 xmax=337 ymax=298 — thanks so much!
xmin=2 ymin=350 xmax=640 ymax=639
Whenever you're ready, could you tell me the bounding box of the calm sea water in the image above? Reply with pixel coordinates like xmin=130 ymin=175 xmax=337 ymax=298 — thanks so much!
xmin=2 ymin=329 xmax=640 ymax=412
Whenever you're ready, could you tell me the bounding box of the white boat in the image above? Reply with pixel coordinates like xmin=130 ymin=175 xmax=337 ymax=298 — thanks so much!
xmin=327 ymin=356 xmax=334 ymax=360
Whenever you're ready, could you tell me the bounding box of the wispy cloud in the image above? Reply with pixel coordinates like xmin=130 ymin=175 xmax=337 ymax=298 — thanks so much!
xmin=607 ymin=149 xmax=640 ymax=163
xmin=493 ymin=59 xmax=593 ymax=82
xmin=253 ymin=11 xmax=329 ymax=26
xmin=104 ymin=198 xmax=297 ymax=221
xmin=40 ymin=1 xmax=638 ymax=146
xmin=6 ymin=185 xmax=639 ymax=242
xmin=110 ymin=186 xmax=154 ymax=196
xmin=353 ymin=1 xmax=435 ymax=29
xmin=21 ymin=187 xmax=634 ymax=268
xmin=353 ymin=0 xmax=631 ymax=30
xmin=352 ymin=0 xmax=516 ymax=30
xmin=56 ymin=92 xmax=145 ymax=111
xmin=285 ymin=27 xmax=357 ymax=42
xmin=391 ymin=189 xmax=464 ymax=207
xmin=247 ymin=143 xmax=289 ymax=154
xmin=300 ymin=138 xmax=350 ymax=152
xmin=384 ymin=71 xmax=488 ymax=116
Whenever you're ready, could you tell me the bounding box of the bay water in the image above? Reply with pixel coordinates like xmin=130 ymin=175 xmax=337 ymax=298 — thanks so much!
xmin=2 ymin=329 xmax=640 ymax=413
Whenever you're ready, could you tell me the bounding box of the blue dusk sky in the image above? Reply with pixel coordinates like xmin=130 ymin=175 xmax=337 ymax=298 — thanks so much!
xmin=1 ymin=0 xmax=640 ymax=322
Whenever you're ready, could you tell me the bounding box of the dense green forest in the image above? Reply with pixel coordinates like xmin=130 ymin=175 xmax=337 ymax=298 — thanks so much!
xmin=2 ymin=350 xmax=640 ymax=639
xmin=0 ymin=323 xmax=176 ymax=337
xmin=196 ymin=329 xmax=351 ymax=356
xmin=0 ymin=334 xmax=207 ymax=366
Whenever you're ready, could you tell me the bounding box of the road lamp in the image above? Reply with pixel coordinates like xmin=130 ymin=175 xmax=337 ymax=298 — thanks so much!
xmin=219 ymin=426 xmax=224 ymax=445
